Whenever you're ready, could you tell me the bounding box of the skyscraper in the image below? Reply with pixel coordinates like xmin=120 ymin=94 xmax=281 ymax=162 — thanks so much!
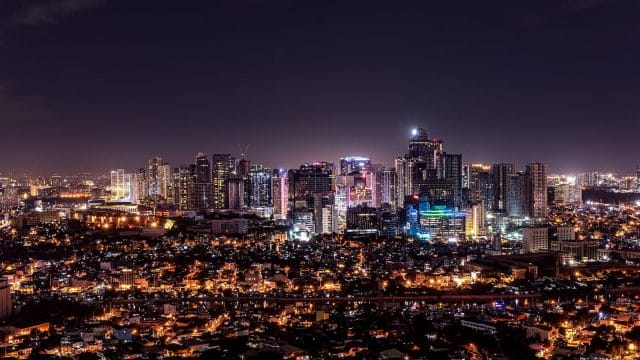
xmin=227 ymin=176 xmax=245 ymax=210
xmin=339 ymin=156 xmax=371 ymax=175
xmin=132 ymin=168 xmax=148 ymax=205
xmin=212 ymin=154 xmax=235 ymax=209
xmin=173 ymin=166 xmax=194 ymax=211
xmin=110 ymin=169 xmax=132 ymax=202
xmin=525 ymin=162 xmax=548 ymax=220
xmin=466 ymin=164 xmax=493 ymax=212
xmin=492 ymin=163 xmax=514 ymax=212
xmin=441 ymin=153 xmax=463 ymax=208
xmin=247 ymin=164 xmax=272 ymax=207
xmin=506 ymin=171 xmax=526 ymax=217
xmin=271 ymin=169 xmax=289 ymax=220
xmin=148 ymin=156 xmax=172 ymax=204
xmin=380 ymin=169 xmax=397 ymax=207
xmin=193 ymin=153 xmax=212 ymax=209
xmin=288 ymin=163 xmax=335 ymax=208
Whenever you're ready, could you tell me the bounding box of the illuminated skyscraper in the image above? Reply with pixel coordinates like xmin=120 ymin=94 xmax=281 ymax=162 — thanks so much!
xmin=193 ymin=153 xmax=212 ymax=209
xmin=466 ymin=164 xmax=493 ymax=212
xmin=271 ymin=169 xmax=288 ymax=219
xmin=247 ymin=164 xmax=272 ymax=207
xmin=288 ymin=163 xmax=335 ymax=208
xmin=110 ymin=169 xmax=132 ymax=202
xmin=173 ymin=166 xmax=194 ymax=210
xmin=380 ymin=169 xmax=397 ymax=207
xmin=525 ymin=162 xmax=548 ymax=220
xmin=148 ymin=156 xmax=172 ymax=204
xmin=132 ymin=168 xmax=148 ymax=204
xmin=339 ymin=156 xmax=371 ymax=175
xmin=440 ymin=153 xmax=462 ymax=208
xmin=227 ymin=176 xmax=245 ymax=210
xmin=492 ymin=163 xmax=514 ymax=212
xmin=506 ymin=171 xmax=526 ymax=217
xmin=212 ymin=154 xmax=235 ymax=209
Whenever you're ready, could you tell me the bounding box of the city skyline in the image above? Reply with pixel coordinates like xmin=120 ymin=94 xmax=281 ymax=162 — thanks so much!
xmin=1 ymin=0 xmax=639 ymax=174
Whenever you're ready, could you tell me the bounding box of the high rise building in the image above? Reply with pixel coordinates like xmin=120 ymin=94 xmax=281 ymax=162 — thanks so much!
xmin=506 ymin=172 xmax=526 ymax=217
xmin=247 ymin=164 xmax=272 ymax=207
xmin=211 ymin=154 xmax=235 ymax=209
xmin=407 ymin=128 xmax=443 ymax=166
xmin=227 ymin=176 xmax=245 ymax=210
xmin=132 ymin=168 xmax=148 ymax=205
xmin=396 ymin=129 xmax=462 ymax=210
xmin=110 ymin=169 xmax=132 ymax=202
xmin=380 ymin=169 xmax=397 ymax=207
xmin=492 ymin=163 xmax=514 ymax=212
xmin=288 ymin=163 xmax=335 ymax=208
xmin=271 ymin=169 xmax=289 ymax=220
xmin=148 ymin=156 xmax=172 ymax=204
xmin=173 ymin=166 xmax=194 ymax=211
xmin=339 ymin=156 xmax=371 ymax=175
xmin=346 ymin=204 xmax=378 ymax=237
xmin=465 ymin=202 xmax=484 ymax=239
xmin=441 ymin=153 xmax=463 ymax=208
xmin=394 ymin=157 xmax=409 ymax=207
xmin=583 ymin=171 xmax=600 ymax=187
xmin=193 ymin=153 xmax=212 ymax=209
xmin=525 ymin=162 xmax=548 ymax=220
xmin=466 ymin=164 xmax=493 ymax=211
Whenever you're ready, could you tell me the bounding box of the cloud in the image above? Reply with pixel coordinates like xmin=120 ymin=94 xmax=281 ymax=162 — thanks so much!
xmin=2 ymin=0 xmax=107 ymax=27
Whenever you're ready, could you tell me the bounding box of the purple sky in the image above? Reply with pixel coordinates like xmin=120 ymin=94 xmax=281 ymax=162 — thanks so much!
xmin=1 ymin=0 xmax=639 ymax=175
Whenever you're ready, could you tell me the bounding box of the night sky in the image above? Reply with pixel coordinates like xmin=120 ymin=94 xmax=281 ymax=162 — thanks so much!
xmin=1 ymin=0 xmax=639 ymax=175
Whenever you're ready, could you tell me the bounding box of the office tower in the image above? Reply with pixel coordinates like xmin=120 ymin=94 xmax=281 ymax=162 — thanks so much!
xmin=397 ymin=129 xmax=464 ymax=211
xmin=467 ymin=164 xmax=493 ymax=212
xmin=293 ymin=210 xmax=315 ymax=235
xmin=148 ymin=156 xmax=172 ymax=204
xmin=288 ymin=163 xmax=335 ymax=208
xmin=462 ymin=164 xmax=470 ymax=189
xmin=271 ymin=169 xmax=289 ymax=220
xmin=227 ymin=176 xmax=245 ymax=210
xmin=506 ymin=172 xmax=526 ymax=217
xmin=110 ymin=169 xmax=132 ymax=202
xmin=320 ymin=205 xmax=337 ymax=234
xmin=407 ymin=128 xmax=443 ymax=166
xmin=380 ymin=169 xmax=397 ymax=208
xmin=247 ymin=164 xmax=272 ymax=207
xmin=312 ymin=193 xmax=334 ymax=234
xmin=0 ymin=276 xmax=11 ymax=320
xmin=492 ymin=163 xmax=513 ymax=212
xmin=132 ymin=168 xmax=148 ymax=204
xmin=465 ymin=202 xmax=484 ymax=239
xmin=377 ymin=205 xmax=399 ymax=236
xmin=441 ymin=153 xmax=463 ymax=208
xmin=212 ymin=154 xmax=235 ymax=209
xmin=192 ymin=153 xmax=212 ymax=209
xmin=173 ymin=166 xmax=194 ymax=211
xmin=339 ymin=156 xmax=371 ymax=175
xmin=346 ymin=204 xmax=379 ymax=237
xmin=525 ymin=162 xmax=548 ymax=220
xmin=583 ymin=171 xmax=600 ymax=187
